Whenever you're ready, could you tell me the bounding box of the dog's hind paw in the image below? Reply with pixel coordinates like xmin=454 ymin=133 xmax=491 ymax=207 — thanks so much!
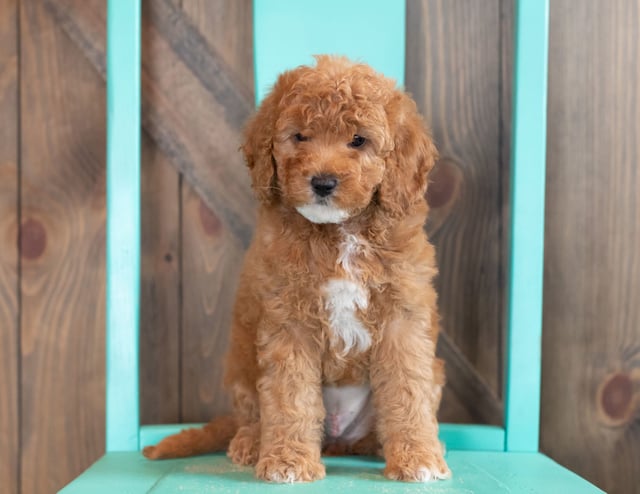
xmin=227 ymin=424 xmax=260 ymax=466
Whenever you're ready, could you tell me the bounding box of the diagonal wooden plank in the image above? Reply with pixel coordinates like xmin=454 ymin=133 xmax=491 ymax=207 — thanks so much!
xmin=44 ymin=0 xmax=255 ymax=247
xmin=150 ymin=0 xmax=253 ymax=130
xmin=437 ymin=331 xmax=503 ymax=425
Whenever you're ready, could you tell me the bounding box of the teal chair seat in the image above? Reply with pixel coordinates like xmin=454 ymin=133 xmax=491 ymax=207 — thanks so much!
xmin=61 ymin=1 xmax=603 ymax=492
xmin=63 ymin=452 xmax=599 ymax=493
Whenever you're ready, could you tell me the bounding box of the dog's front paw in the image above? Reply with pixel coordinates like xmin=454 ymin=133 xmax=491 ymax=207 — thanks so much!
xmin=227 ymin=425 xmax=260 ymax=466
xmin=256 ymin=455 xmax=325 ymax=483
xmin=384 ymin=447 xmax=450 ymax=482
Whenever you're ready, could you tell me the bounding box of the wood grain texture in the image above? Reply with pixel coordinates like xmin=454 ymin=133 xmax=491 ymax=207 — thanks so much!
xmin=143 ymin=0 xmax=254 ymax=246
xmin=139 ymin=130 xmax=181 ymax=425
xmin=181 ymin=0 xmax=254 ymax=86
xmin=437 ymin=333 xmax=502 ymax=425
xmin=0 ymin=0 xmax=19 ymax=492
xmin=178 ymin=0 xmax=253 ymax=422
xmin=542 ymin=2 xmax=640 ymax=493
xmin=44 ymin=0 xmax=255 ymax=246
xmin=180 ymin=190 xmax=242 ymax=421
xmin=407 ymin=0 xmax=506 ymax=422
xmin=19 ymin=1 xmax=106 ymax=492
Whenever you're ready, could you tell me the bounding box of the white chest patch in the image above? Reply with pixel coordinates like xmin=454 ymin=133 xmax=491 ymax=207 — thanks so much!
xmin=323 ymin=279 xmax=371 ymax=354
xmin=323 ymin=231 xmax=371 ymax=354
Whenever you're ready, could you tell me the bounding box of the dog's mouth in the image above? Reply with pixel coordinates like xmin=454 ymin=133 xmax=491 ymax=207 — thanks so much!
xmin=295 ymin=200 xmax=351 ymax=224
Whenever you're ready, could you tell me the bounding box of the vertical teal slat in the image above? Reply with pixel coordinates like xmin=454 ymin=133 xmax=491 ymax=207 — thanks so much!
xmin=106 ymin=0 xmax=141 ymax=452
xmin=504 ymin=0 xmax=549 ymax=452
xmin=253 ymin=0 xmax=405 ymax=104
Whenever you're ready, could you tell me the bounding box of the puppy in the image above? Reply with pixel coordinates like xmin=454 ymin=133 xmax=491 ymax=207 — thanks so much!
xmin=144 ymin=55 xmax=450 ymax=483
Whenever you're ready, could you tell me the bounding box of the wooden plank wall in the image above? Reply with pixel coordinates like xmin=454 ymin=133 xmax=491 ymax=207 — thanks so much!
xmin=408 ymin=0 xmax=508 ymax=426
xmin=177 ymin=0 xmax=253 ymax=423
xmin=542 ymin=1 xmax=640 ymax=491
xmin=0 ymin=1 xmax=19 ymax=493
xmin=0 ymin=1 xmax=638 ymax=493
xmin=19 ymin=1 xmax=107 ymax=492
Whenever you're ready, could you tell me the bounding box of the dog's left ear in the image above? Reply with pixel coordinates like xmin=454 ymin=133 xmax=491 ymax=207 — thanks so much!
xmin=379 ymin=92 xmax=438 ymax=217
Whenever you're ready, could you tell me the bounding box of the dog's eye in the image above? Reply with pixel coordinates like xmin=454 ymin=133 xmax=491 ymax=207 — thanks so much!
xmin=294 ymin=133 xmax=309 ymax=142
xmin=349 ymin=135 xmax=366 ymax=148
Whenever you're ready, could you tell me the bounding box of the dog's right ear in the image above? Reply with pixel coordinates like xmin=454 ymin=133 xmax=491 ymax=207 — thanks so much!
xmin=242 ymin=72 xmax=295 ymax=204
xmin=242 ymin=90 xmax=279 ymax=204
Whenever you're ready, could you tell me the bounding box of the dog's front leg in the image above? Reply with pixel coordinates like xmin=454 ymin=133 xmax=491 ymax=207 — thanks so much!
xmin=254 ymin=328 xmax=326 ymax=483
xmin=371 ymin=314 xmax=451 ymax=482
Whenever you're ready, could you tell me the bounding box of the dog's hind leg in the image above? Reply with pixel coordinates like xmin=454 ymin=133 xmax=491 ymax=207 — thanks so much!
xmin=228 ymin=422 xmax=260 ymax=465
xmin=227 ymin=382 xmax=261 ymax=465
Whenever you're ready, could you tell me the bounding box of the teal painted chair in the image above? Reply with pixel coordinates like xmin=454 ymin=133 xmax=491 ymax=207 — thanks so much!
xmin=61 ymin=1 xmax=604 ymax=492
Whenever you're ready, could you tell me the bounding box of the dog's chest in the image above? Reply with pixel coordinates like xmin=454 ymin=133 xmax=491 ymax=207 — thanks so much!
xmin=321 ymin=232 xmax=372 ymax=355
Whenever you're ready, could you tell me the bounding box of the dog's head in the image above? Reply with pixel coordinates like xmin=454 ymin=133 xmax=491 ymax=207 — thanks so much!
xmin=242 ymin=56 xmax=437 ymax=223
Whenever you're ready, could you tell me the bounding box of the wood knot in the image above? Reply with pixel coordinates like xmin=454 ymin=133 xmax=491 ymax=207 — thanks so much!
xmin=198 ymin=199 xmax=222 ymax=236
xmin=426 ymin=158 xmax=462 ymax=210
xmin=20 ymin=218 xmax=47 ymax=260
xmin=597 ymin=372 xmax=638 ymax=427
xmin=425 ymin=158 xmax=463 ymax=235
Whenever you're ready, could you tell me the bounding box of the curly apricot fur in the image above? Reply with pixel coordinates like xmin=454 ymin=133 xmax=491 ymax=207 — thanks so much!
xmin=144 ymin=56 xmax=449 ymax=483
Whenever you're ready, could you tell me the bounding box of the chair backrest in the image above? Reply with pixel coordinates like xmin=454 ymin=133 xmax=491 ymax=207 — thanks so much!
xmin=104 ymin=0 xmax=548 ymax=454
xmin=253 ymin=0 xmax=405 ymax=105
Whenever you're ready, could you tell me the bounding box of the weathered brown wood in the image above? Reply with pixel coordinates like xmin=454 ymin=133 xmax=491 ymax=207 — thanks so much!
xmin=182 ymin=0 xmax=254 ymax=86
xmin=437 ymin=333 xmax=503 ymax=425
xmin=44 ymin=0 xmax=255 ymax=246
xmin=178 ymin=0 xmax=252 ymax=422
xmin=19 ymin=1 xmax=106 ymax=491
xmin=542 ymin=2 xmax=640 ymax=492
xmin=0 ymin=0 xmax=19 ymax=492
xmin=408 ymin=0 xmax=506 ymax=422
xmin=151 ymin=0 xmax=253 ymax=131
xmin=180 ymin=191 xmax=242 ymax=421
xmin=139 ymin=130 xmax=181 ymax=425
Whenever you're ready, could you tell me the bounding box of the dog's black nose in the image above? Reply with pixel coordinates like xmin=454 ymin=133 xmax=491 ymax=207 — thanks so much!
xmin=310 ymin=175 xmax=338 ymax=197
